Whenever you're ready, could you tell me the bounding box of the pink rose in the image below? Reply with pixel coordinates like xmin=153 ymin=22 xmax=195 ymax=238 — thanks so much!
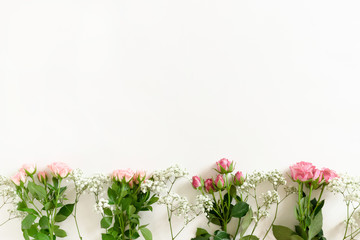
xmin=48 ymin=162 xmax=72 ymax=178
xmin=22 ymin=164 xmax=36 ymax=175
xmin=204 ymin=178 xmax=215 ymax=193
xmin=37 ymin=171 xmax=47 ymax=183
xmin=233 ymin=171 xmax=245 ymax=186
xmin=321 ymin=168 xmax=338 ymax=183
xmin=192 ymin=176 xmax=202 ymax=189
xmin=11 ymin=169 xmax=27 ymax=186
xmin=133 ymin=170 xmax=147 ymax=184
xmin=112 ymin=168 xmax=135 ymax=183
xmin=290 ymin=161 xmax=319 ymax=182
xmin=216 ymin=158 xmax=234 ymax=173
xmin=215 ymin=174 xmax=225 ymax=189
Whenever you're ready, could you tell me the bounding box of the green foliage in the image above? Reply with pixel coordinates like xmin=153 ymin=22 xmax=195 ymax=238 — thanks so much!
xmin=273 ymin=183 xmax=326 ymax=240
xmin=100 ymin=179 xmax=157 ymax=240
xmin=16 ymin=177 xmax=73 ymax=240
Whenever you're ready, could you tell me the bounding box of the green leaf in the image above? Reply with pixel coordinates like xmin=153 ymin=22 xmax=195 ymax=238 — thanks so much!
xmin=104 ymin=207 xmax=112 ymax=216
xmin=101 ymin=217 xmax=112 ymax=229
xmin=54 ymin=228 xmax=67 ymax=237
xmin=308 ymin=211 xmax=323 ymax=240
xmin=196 ymin=228 xmax=211 ymax=237
xmin=290 ymin=236 xmax=304 ymax=240
xmin=240 ymin=207 xmax=253 ymax=237
xmin=27 ymin=182 xmax=47 ymax=200
xmin=18 ymin=207 xmax=39 ymax=216
xmin=55 ymin=204 xmax=74 ymax=222
xmin=148 ymin=196 xmax=159 ymax=205
xmin=272 ymin=225 xmax=299 ymax=240
xmin=140 ymin=227 xmax=152 ymax=240
xmin=127 ymin=205 xmax=136 ymax=215
xmin=102 ymin=234 xmax=115 ymax=240
xmin=22 ymin=214 xmax=37 ymax=230
xmin=44 ymin=202 xmax=55 ymax=211
xmin=241 ymin=236 xmax=259 ymax=240
xmin=39 ymin=216 xmax=49 ymax=229
xmin=214 ymin=230 xmax=231 ymax=240
xmin=231 ymin=201 xmax=249 ymax=218
xmin=34 ymin=233 xmax=50 ymax=240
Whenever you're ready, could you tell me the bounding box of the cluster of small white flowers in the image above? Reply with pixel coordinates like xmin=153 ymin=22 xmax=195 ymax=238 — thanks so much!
xmin=94 ymin=198 xmax=111 ymax=214
xmin=87 ymin=174 xmax=111 ymax=197
xmin=143 ymin=165 xmax=206 ymax=225
xmin=193 ymin=195 xmax=213 ymax=214
xmin=0 ymin=175 xmax=25 ymax=220
xmin=328 ymin=174 xmax=360 ymax=203
xmin=68 ymin=169 xmax=91 ymax=195
xmin=349 ymin=211 xmax=360 ymax=230
xmin=141 ymin=179 xmax=167 ymax=194
xmin=142 ymin=165 xmax=188 ymax=194
xmin=253 ymin=209 xmax=269 ymax=222
xmin=239 ymin=170 xmax=267 ymax=193
xmin=284 ymin=186 xmax=298 ymax=195
xmin=266 ymin=170 xmax=287 ymax=189
xmin=261 ymin=190 xmax=279 ymax=209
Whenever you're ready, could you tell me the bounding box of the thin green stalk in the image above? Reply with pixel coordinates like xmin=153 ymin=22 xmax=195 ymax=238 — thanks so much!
xmin=263 ymin=201 xmax=280 ymax=239
xmin=73 ymin=196 xmax=83 ymax=240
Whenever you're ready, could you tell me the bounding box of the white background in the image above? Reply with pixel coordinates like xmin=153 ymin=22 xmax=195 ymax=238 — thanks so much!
xmin=1 ymin=1 xmax=360 ymax=239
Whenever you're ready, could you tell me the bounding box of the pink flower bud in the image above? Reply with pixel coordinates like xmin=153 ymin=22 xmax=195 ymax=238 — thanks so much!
xmin=204 ymin=178 xmax=215 ymax=193
xmin=233 ymin=171 xmax=245 ymax=186
xmin=321 ymin=168 xmax=338 ymax=183
xmin=37 ymin=171 xmax=47 ymax=183
xmin=48 ymin=162 xmax=72 ymax=178
xmin=192 ymin=176 xmax=202 ymax=189
xmin=133 ymin=170 xmax=147 ymax=184
xmin=112 ymin=168 xmax=135 ymax=183
xmin=215 ymin=175 xmax=225 ymax=189
xmin=216 ymin=158 xmax=234 ymax=174
xmin=11 ymin=169 xmax=27 ymax=186
xmin=22 ymin=164 xmax=36 ymax=175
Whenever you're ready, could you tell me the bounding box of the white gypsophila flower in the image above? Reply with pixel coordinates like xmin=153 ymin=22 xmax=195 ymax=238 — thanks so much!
xmin=261 ymin=190 xmax=279 ymax=210
xmin=328 ymin=174 xmax=360 ymax=203
xmin=94 ymin=198 xmax=111 ymax=214
xmin=68 ymin=169 xmax=91 ymax=195
xmin=193 ymin=195 xmax=213 ymax=214
xmin=239 ymin=170 xmax=267 ymax=193
xmin=87 ymin=174 xmax=111 ymax=197
xmin=145 ymin=165 xmax=203 ymax=225
xmin=347 ymin=211 xmax=360 ymax=230
xmin=266 ymin=170 xmax=287 ymax=189
xmin=0 ymin=175 xmax=25 ymax=220
xmin=284 ymin=186 xmax=298 ymax=195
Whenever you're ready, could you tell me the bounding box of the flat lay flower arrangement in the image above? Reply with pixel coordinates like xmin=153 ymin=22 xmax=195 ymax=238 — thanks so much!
xmin=0 ymin=159 xmax=356 ymax=240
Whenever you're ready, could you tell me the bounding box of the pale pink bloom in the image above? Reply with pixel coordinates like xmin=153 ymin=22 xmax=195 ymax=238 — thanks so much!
xmin=112 ymin=168 xmax=135 ymax=183
xmin=11 ymin=169 xmax=27 ymax=186
xmin=233 ymin=171 xmax=245 ymax=186
xmin=48 ymin=162 xmax=72 ymax=178
xmin=37 ymin=171 xmax=47 ymax=183
xmin=290 ymin=161 xmax=319 ymax=182
xmin=192 ymin=176 xmax=201 ymax=189
xmin=215 ymin=174 xmax=225 ymax=189
xmin=22 ymin=164 xmax=36 ymax=175
xmin=204 ymin=178 xmax=215 ymax=193
xmin=321 ymin=168 xmax=338 ymax=183
xmin=313 ymin=168 xmax=323 ymax=183
xmin=133 ymin=170 xmax=147 ymax=184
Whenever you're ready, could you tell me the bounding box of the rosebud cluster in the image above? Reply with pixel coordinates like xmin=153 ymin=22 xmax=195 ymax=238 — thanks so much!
xmin=192 ymin=158 xmax=245 ymax=194
xmin=11 ymin=162 xmax=73 ymax=186
xmin=111 ymin=169 xmax=147 ymax=188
